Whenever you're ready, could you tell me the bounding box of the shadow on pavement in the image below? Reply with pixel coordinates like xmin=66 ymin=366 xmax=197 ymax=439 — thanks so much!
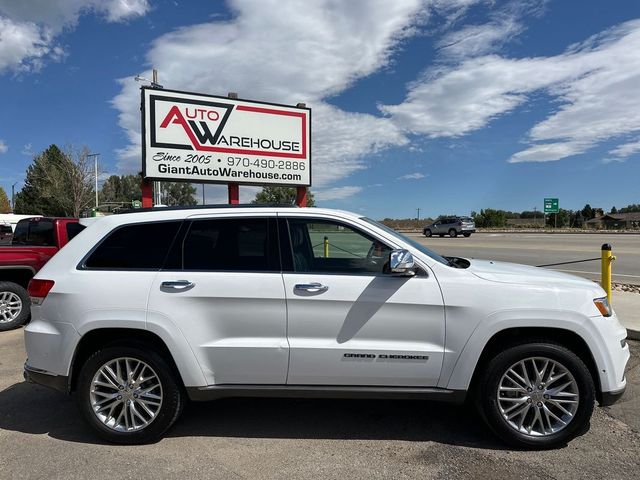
xmin=0 ymin=380 xmax=508 ymax=449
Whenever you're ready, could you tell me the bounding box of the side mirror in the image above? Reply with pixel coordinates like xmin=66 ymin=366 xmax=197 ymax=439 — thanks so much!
xmin=389 ymin=249 xmax=416 ymax=276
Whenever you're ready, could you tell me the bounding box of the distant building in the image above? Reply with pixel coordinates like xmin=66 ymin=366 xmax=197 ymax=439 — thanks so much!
xmin=584 ymin=213 xmax=640 ymax=229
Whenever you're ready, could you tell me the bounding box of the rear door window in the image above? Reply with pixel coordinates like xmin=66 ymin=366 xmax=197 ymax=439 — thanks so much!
xmin=181 ymin=217 xmax=279 ymax=272
xmin=83 ymin=221 xmax=182 ymax=270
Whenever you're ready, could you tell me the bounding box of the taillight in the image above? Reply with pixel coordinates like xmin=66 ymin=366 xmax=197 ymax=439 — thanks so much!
xmin=28 ymin=279 xmax=55 ymax=305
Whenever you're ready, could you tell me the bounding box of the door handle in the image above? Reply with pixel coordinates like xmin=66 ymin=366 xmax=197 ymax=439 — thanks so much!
xmin=294 ymin=283 xmax=329 ymax=293
xmin=161 ymin=280 xmax=195 ymax=290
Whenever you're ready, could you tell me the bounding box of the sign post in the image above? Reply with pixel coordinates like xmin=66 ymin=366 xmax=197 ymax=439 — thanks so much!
xmin=141 ymin=87 xmax=311 ymax=206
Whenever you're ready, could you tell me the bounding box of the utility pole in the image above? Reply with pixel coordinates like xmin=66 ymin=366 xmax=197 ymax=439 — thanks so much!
xmin=11 ymin=182 xmax=17 ymax=212
xmin=87 ymin=153 xmax=100 ymax=209
xmin=416 ymin=208 xmax=421 ymax=222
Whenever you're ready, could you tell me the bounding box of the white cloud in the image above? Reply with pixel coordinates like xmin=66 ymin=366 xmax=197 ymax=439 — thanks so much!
xmin=608 ymin=138 xmax=640 ymax=159
xmin=380 ymin=19 xmax=640 ymax=164
xmin=0 ymin=0 xmax=149 ymax=73
xmin=397 ymin=172 xmax=426 ymax=180
xmin=0 ymin=139 xmax=7 ymax=153
xmin=315 ymin=186 xmax=363 ymax=201
xmin=21 ymin=143 xmax=33 ymax=156
xmin=113 ymin=0 xmax=423 ymax=182
xmin=602 ymin=137 xmax=640 ymax=164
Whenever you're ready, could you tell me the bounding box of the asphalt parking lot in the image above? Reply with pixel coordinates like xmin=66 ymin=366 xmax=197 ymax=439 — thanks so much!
xmin=1 ymin=328 xmax=639 ymax=480
xmin=409 ymin=232 xmax=640 ymax=285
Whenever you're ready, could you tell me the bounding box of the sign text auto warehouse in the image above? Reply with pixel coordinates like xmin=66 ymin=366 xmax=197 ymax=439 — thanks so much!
xmin=142 ymin=88 xmax=311 ymax=187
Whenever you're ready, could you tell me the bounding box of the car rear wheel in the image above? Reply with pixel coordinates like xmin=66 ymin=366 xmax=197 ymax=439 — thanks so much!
xmin=448 ymin=229 xmax=457 ymax=238
xmin=478 ymin=342 xmax=594 ymax=449
xmin=77 ymin=345 xmax=185 ymax=444
xmin=463 ymin=233 xmax=471 ymax=237
xmin=424 ymin=229 xmax=432 ymax=237
xmin=0 ymin=282 xmax=30 ymax=331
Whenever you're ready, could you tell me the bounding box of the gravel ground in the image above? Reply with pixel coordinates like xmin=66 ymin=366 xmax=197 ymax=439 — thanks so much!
xmin=1 ymin=329 xmax=639 ymax=480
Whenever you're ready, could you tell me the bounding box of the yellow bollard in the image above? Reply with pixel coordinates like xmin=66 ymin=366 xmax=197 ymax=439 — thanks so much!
xmin=324 ymin=236 xmax=329 ymax=258
xmin=601 ymin=244 xmax=616 ymax=304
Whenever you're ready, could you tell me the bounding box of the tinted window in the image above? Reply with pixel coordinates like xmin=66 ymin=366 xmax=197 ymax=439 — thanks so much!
xmin=12 ymin=219 xmax=55 ymax=246
xmin=182 ymin=218 xmax=278 ymax=271
xmin=84 ymin=221 xmax=181 ymax=269
xmin=66 ymin=222 xmax=85 ymax=241
xmin=0 ymin=225 xmax=12 ymax=234
xmin=286 ymin=219 xmax=391 ymax=274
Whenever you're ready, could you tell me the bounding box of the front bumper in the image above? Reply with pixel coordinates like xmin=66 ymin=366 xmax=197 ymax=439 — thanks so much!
xmin=23 ymin=364 xmax=68 ymax=394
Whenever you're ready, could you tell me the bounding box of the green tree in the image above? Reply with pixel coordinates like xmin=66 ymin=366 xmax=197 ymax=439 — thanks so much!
xmin=251 ymin=186 xmax=315 ymax=206
xmin=14 ymin=145 xmax=67 ymax=215
xmin=619 ymin=204 xmax=640 ymax=213
xmin=581 ymin=204 xmax=594 ymax=220
xmin=610 ymin=206 xmax=618 ymax=214
xmin=14 ymin=144 xmax=95 ymax=217
xmin=0 ymin=187 xmax=11 ymax=213
xmin=100 ymin=174 xmax=142 ymax=204
xmin=161 ymin=182 xmax=197 ymax=206
xmin=546 ymin=209 xmax=570 ymax=228
xmin=100 ymin=175 xmax=197 ymax=207
xmin=471 ymin=209 xmax=507 ymax=227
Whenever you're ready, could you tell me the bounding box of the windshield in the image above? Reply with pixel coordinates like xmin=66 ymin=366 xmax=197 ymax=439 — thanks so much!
xmin=361 ymin=217 xmax=451 ymax=266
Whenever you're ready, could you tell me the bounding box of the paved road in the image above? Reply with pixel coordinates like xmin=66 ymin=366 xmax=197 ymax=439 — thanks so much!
xmin=1 ymin=328 xmax=639 ymax=479
xmin=408 ymin=233 xmax=640 ymax=285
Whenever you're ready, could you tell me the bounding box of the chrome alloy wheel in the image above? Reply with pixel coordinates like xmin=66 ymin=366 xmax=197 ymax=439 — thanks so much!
xmin=90 ymin=357 xmax=163 ymax=432
xmin=0 ymin=291 xmax=22 ymax=323
xmin=497 ymin=357 xmax=579 ymax=437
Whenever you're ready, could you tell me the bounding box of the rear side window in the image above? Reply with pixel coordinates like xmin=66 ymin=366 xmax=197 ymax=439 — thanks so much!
xmin=84 ymin=221 xmax=181 ymax=270
xmin=181 ymin=218 xmax=278 ymax=271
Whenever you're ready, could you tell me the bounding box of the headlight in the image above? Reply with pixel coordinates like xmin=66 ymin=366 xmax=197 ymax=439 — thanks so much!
xmin=593 ymin=297 xmax=612 ymax=317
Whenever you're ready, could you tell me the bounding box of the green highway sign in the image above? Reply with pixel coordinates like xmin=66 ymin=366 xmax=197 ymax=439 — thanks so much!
xmin=132 ymin=200 xmax=142 ymax=209
xmin=544 ymin=198 xmax=559 ymax=213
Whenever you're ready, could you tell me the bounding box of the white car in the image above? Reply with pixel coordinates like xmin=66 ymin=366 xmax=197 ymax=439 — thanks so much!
xmin=23 ymin=206 xmax=629 ymax=447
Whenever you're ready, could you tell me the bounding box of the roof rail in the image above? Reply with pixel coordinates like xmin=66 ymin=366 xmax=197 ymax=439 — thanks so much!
xmin=115 ymin=203 xmax=300 ymax=214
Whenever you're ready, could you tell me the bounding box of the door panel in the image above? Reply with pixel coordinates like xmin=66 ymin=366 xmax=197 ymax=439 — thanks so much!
xmin=282 ymin=217 xmax=445 ymax=387
xmin=146 ymin=216 xmax=288 ymax=386
xmin=149 ymin=271 xmax=288 ymax=384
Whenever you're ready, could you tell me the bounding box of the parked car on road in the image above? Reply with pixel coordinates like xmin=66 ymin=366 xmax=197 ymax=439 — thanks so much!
xmin=24 ymin=206 xmax=628 ymax=448
xmin=0 ymin=217 xmax=82 ymax=331
xmin=423 ymin=216 xmax=475 ymax=237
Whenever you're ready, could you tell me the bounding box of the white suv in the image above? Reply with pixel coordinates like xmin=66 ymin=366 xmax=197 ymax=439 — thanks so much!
xmin=23 ymin=206 xmax=629 ymax=447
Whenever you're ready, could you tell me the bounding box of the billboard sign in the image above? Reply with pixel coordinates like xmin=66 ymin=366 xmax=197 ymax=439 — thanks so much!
xmin=544 ymin=198 xmax=559 ymax=213
xmin=142 ymin=88 xmax=311 ymax=186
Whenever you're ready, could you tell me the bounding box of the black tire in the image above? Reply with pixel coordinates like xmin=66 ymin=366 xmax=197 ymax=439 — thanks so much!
xmin=424 ymin=229 xmax=432 ymax=237
xmin=463 ymin=233 xmax=471 ymax=238
xmin=76 ymin=344 xmax=185 ymax=444
xmin=448 ymin=229 xmax=457 ymax=238
xmin=0 ymin=281 xmax=30 ymax=331
xmin=478 ymin=341 xmax=595 ymax=449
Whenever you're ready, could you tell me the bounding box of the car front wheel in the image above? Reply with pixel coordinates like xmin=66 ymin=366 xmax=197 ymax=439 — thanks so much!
xmin=77 ymin=345 xmax=185 ymax=444
xmin=424 ymin=229 xmax=432 ymax=237
xmin=478 ymin=342 xmax=595 ymax=449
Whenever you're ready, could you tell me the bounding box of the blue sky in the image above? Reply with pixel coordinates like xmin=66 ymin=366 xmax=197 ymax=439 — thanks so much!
xmin=0 ymin=0 xmax=639 ymax=219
